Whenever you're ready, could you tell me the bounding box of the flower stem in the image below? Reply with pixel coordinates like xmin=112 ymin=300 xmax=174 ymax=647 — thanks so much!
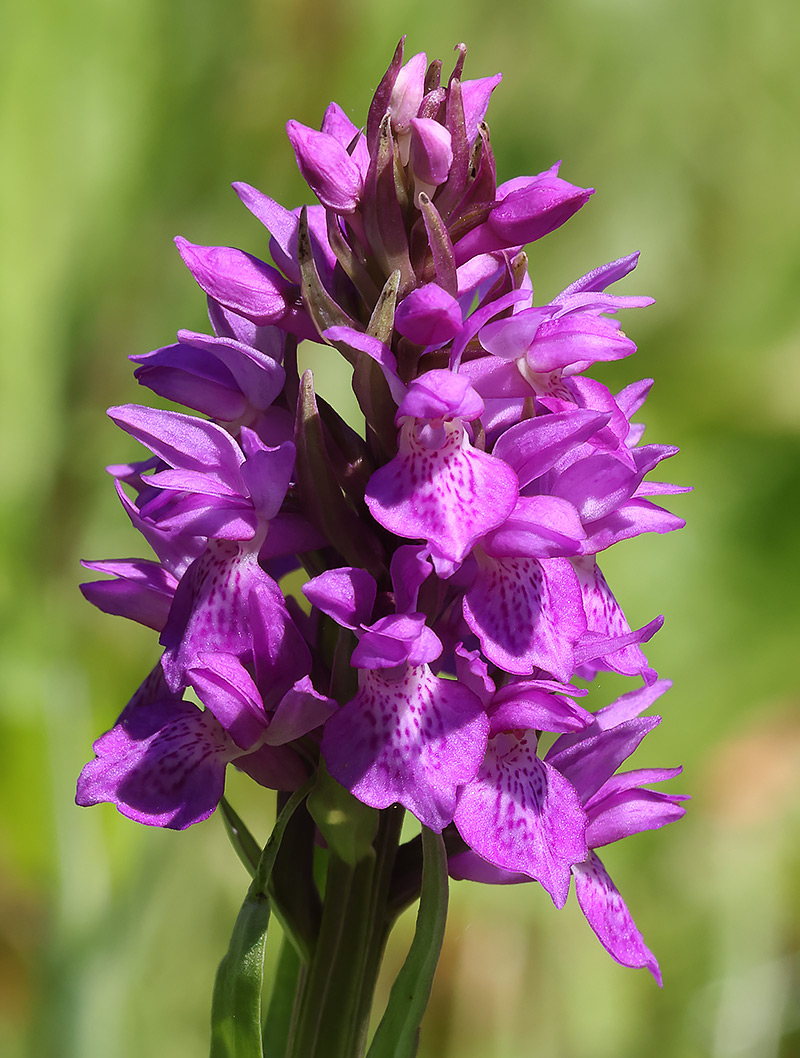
xmin=288 ymin=852 xmax=374 ymax=1058
xmin=285 ymin=807 xmax=404 ymax=1058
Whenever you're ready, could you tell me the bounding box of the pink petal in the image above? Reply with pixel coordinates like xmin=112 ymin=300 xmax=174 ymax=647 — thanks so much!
xmin=463 ymin=554 xmax=586 ymax=680
xmin=322 ymin=665 xmax=488 ymax=832
xmin=573 ymin=852 xmax=662 ymax=984
xmin=76 ymin=700 xmax=234 ymax=830
xmin=454 ymin=734 xmax=587 ymax=907
xmin=366 ymin=420 xmax=518 ymax=567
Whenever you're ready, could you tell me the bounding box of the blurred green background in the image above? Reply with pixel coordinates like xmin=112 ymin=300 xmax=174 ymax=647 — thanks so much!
xmin=2 ymin=1 xmax=799 ymax=1055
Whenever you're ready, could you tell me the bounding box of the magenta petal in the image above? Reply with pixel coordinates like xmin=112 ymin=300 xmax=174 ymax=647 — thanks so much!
xmin=352 ymin=614 xmax=442 ymax=670
xmin=113 ymin=481 xmax=206 ymax=580
xmin=108 ymin=404 xmax=245 ymax=486
xmin=238 ymin=438 xmax=295 ymax=521
xmin=526 ymin=314 xmax=636 ymax=373
xmin=321 ymin=100 xmax=360 ymax=149
xmin=454 ymin=734 xmax=587 ymax=907
xmin=397 ymin=370 xmax=483 ymax=422
xmin=322 ymin=665 xmax=488 ymax=832
xmin=394 ymin=284 xmax=462 ymax=347
xmin=286 ymin=120 xmax=363 ymax=213
xmin=159 ymin=542 xmax=290 ymax=693
xmin=552 ymin=453 xmax=638 ymax=523
xmin=388 ymin=51 xmax=427 ymax=133
xmin=322 ymin=327 xmax=406 ymax=404
xmin=573 ymin=852 xmax=662 ymax=984
xmin=80 ymin=559 xmax=177 ymax=631
xmin=232 ymin=184 xmax=304 ymax=283
xmin=586 ymin=765 xmax=683 ymax=805
xmin=453 ymin=644 xmax=496 ymax=707
xmin=409 ymin=119 xmax=453 ymax=186
xmin=463 ymin=554 xmax=586 ymax=680
xmin=263 ymin=676 xmax=337 ymax=745
xmin=453 ymin=168 xmax=593 ymax=262
xmin=303 ymin=567 xmax=377 ymax=630
xmin=138 ymin=490 xmax=257 ymax=542
xmin=572 ymin=557 xmax=658 ymax=679
xmin=175 ymin=237 xmax=300 ymax=325
xmin=460 ymin=74 xmax=503 ymax=142
xmin=389 ymin=546 xmax=432 ymax=613
xmin=489 ymin=682 xmax=593 ymax=735
xmin=586 ymin=787 xmax=687 ymax=848
xmin=174 ymin=330 xmax=286 ymax=411
xmin=492 ymin=410 xmax=610 ymax=488
xmin=366 ymin=420 xmax=518 ymax=567
xmin=549 ymin=680 xmax=672 ymax=759
xmin=187 ymin=652 xmax=266 ymax=751
xmin=481 ymin=495 xmax=586 ymax=559
xmin=582 ymin=499 xmax=686 ymax=553
xmin=460 ymin=356 xmax=531 ymax=400
xmin=490 ymin=170 xmax=593 ymax=243
xmin=450 ymin=290 xmax=530 ymax=371
xmin=547 ymin=716 xmax=661 ymax=804
xmin=131 ymin=343 xmax=246 ymax=421
xmin=76 ymin=699 xmax=233 ymax=830
xmin=448 ymin=849 xmax=530 ymax=885
xmin=479 ymin=307 xmax=550 ymax=361
xmin=559 ymin=252 xmax=641 ymax=296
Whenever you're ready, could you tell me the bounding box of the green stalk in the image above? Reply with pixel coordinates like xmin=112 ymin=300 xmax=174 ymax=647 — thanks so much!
xmin=262 ymin=937 xmax=306 ymax=1058
xmin=352 ymin=807 xmax=405 ymax=1053
xmin=288 ymin=850 xmax=377 ymax=1058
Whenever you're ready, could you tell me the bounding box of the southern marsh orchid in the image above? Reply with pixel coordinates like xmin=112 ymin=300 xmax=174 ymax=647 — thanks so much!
xmin=78 ymin=37 xmax=687 ymax=1057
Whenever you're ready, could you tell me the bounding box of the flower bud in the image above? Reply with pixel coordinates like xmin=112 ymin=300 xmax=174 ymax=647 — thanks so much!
xmin=409 ymin=118 xmax=453 ymax=187
xmin=388 ymin=51 xmax=427 ymax=134
xmin=285 ymin=120 xmax=363 ymax=213
xmin=453 ymin=164 xmax=593 ymax=263
xmin=394 ymin=283 xmax=462 ymax=347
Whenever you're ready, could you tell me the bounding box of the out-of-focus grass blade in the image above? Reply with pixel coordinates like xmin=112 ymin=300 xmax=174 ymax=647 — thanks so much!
xmin=209 ymin=782 xmax=311 ymax=1058
xmin=366 ymin=828 xmax=448 ymax=1058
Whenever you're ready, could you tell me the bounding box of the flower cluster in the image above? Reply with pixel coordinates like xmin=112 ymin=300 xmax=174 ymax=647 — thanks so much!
xmin=78 ymin=40 xmax=687 ymax=982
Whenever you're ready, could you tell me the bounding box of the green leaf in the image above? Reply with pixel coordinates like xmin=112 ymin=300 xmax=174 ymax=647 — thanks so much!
xmin=219 ymin=796 xmax=261 ymax=877
xmin=209 ymin=782 xmax=311 ymax=1058
xmin=261 ymin=937 xmax=304 ymax=1058
xmin=268 ymin=797 xmax=320 ymax=964
xmin=366 ymin=828 xmax=449 ymax=1058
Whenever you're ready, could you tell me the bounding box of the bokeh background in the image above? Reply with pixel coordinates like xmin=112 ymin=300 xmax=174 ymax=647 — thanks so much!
xmin=2 ymin=1 xmax=799 ymax=1055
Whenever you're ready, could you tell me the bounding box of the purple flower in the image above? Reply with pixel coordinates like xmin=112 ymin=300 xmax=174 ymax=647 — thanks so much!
xmin=365 ymin=371 xmax=519 ymax=571
xmin=305 ymin=566 xmax=489 ymax=831
xmin=78 ymin=37 xmax=687 ymax=986
xmin=451 ymin=680 xmax=686 ymax=981
xmin=76 ymin=698 xmax=237 ymax=829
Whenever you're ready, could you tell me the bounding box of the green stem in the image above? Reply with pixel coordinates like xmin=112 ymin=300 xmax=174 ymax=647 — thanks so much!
xmin=353 ymin=807 xmax=405 ymax=1052
xmin=262 ymin=937 xmax=306 ymax=1058
xmin=288 ymin=851 xmax=376 ymax=1058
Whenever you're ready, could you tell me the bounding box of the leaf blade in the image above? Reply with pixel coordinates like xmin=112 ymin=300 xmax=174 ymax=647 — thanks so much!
xmin=366 ymin=828 xmax=449 ymax=1058
xmin=209 ymin=782 xmax=311 ymax=1058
